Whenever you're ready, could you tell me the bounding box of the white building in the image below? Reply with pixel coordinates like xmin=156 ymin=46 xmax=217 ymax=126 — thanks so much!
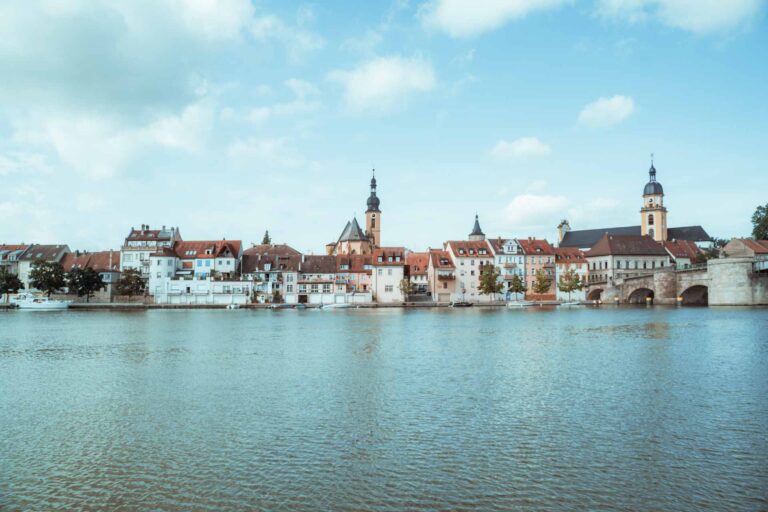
xmin=371 ymin=247 xmax=407 ymax=303
xmin=241 ymin=244 xmax=302 ymax=302
xmin=152 ymin=277 xmax=253 ymax=305
xmin=16 ymin=244 xmax=70 ymax=291
xmin=554 ymin=247 xmax=588 ymax=301
xmin=585 ymin=234 xmax=671 ymax=285
xmin=120 ymin=225 xmax=181 ymax=279
xmin=488 ymin=238 xmax=525 ymax=299
xmin=444 ymin=240 xmax=494 ymax=303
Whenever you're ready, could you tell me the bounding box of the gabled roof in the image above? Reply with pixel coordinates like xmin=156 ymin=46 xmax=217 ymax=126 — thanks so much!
xmin=741 ymin=239 xmax=768 ymax=254
xmin=244 ymin=244 xmax=301 ymax=257
xmin=337 ymin=218 xmax=368 ymax=243
xmin=241 ymin=253 xmax=301 ymax=274
xmin=561 ymin=225 xmax=712 ymax=249
xmin=18 ymin=244 xmax=70 ymax=262
xmin=173 ymin=240 xmax=242 ymax=259
xmin=300 ymin=255 xmax=337 ymax=274
xmin=662 ymin=240 xmax=701 ymax=260
xmin=336 ymin=254 xmax=372 ymax=274
xmin=518 ymin=238 xmax=555 ymax=255
xmin=62 ymin=251 xmax=121 ymax=272
xmin=429 ymin=249 xmax=455 ymax=269
xmin=372 ymin=247 xmax=406 ymax=266
xmin=125 ymin=225 xmax=178 ymax=242
xmin=444 ymin=240 xmax=492 ymax=258
xmin=554 ymin=247 xmax=586 ymax=264
xmin=725 ymin=238 xmax=768 ymax=256
xmin=406 ymin=252 xmax=429 ymax=275
xmin=586 ymin=234 xmax=668 ymax=257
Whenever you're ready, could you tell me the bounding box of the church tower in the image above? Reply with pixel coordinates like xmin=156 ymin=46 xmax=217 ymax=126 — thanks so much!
xmin=365 ymin=169 xmax=381 ymax=247
xmin=640 ymin=158 xmax=667 ymax=242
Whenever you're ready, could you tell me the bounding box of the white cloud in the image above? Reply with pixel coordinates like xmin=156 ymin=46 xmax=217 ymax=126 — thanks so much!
xmin=505 ymin=193 xmax=571 ymax=227
xmin=491 ymin=137 xmax=551 ymax=159
xmin=0 ymin=152 xmax=50 ymax=176
xmin=329 ymin=56 xmax=436 ymax=113
xmin=504 ymin=189 xmax=622 ymax=235
xmin=250 ymin=15 xmax=325 ymax=63
xmin=595 ymin=0 xmax=763 ymax=33
xmin=578 ymin=95 xmax=635 ymax=128
xmin=226 ymin=137 xmax=306 ymax=168
xmin=171 ymin=0 xmax=255 ymax=40
xmin=420 ymin=0 xmax=569 ymax=38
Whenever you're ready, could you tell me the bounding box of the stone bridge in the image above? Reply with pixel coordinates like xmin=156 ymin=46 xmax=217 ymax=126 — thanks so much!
xmin=585 ymin=257 xmax=768 ymax=306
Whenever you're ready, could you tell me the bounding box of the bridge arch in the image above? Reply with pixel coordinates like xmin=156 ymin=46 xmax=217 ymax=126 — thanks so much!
xmin=587 ymin=288 xmax=603 ymax=301
xmin=680 ymin=285 xmax=708 ymax=306
xmin=627 ymin=287 xmax=654 ymax=304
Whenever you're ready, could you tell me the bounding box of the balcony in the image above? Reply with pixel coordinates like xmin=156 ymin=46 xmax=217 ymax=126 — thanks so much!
xmin=503 ymin=262 xmax=517 ymax=269
xmin=437 ymin=273 xmax=455 ymax=281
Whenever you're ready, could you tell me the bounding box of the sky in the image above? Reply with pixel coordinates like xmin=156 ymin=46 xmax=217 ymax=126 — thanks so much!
xmin=1 ymin=0 xmax=766 ymax=253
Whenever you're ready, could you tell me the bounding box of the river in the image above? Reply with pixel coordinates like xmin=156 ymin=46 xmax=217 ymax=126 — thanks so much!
xmin=1 ymin=307 xmax=766 ymax=511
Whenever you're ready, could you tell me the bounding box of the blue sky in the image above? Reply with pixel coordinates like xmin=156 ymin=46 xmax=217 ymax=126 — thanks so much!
xmin=0 ymin=0 xmax=766 ymax=252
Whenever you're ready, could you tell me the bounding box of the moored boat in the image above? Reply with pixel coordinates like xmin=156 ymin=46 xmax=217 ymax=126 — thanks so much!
xmin=320 ymin=303 xmax=351 ymax=309
xmin=450 ymin=301 xmax=473 ymax=307
xmin=11 ymin=293 xmax=72 ymax=311
xmin=507 ymin=300 xmax=535 ymax=308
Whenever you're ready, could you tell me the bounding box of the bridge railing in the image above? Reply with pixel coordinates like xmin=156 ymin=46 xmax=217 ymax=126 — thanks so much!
xmin=675 ymin=263 xmax=708 ymax=273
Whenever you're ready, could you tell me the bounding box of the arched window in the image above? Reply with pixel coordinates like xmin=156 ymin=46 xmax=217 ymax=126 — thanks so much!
xmin=371 ymin=214 xmax=376 ymax=228
xmin=648 ymin=228 xmax=655 ymax=239
xmin=648 ymin=214 xmax=655 ymax=226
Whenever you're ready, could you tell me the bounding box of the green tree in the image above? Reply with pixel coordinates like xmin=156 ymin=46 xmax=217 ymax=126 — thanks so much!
xmin=262 ymin=230 xmax=272 ymax=245
xmin=478 ymin=264 xmax=503 ymax=300
xmin=115 ymin=268 xmax=145 ymax=302
xmin=272 ymin=289 xmax=282 ymax=303
xmin=557 ymin=267 xmax=583 ymax=302
xmin=29 ymin=259 xmax=66 ymax=298
xmin=0 ymin=267 xmax=24 ymax=303
xmin=67 ymin=266 xmax=105 ymax=303
xmin=507 ymin=273 xmax=527 ymax=300
xmin=399 ymin=278 xmax=414 ymax=301
xmin=752 ymin=203 xmax=768 ymax=240
xmin=532 ymin=268 xmax=552 ymax=295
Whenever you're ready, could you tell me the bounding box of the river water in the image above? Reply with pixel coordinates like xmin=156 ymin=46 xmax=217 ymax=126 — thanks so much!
xmin=1 ymin=307 xmax=767 ymax=511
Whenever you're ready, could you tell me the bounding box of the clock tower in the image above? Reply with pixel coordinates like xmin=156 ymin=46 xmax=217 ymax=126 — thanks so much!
xmin=365 ymin=169 xmax=381 ymax=247
xmin=640 ymin=158 xmax=667 ymax=242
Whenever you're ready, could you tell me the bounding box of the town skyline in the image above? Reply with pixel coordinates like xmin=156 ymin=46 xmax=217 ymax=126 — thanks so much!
xmin=1 ymin=1 xmax=766 ymax=251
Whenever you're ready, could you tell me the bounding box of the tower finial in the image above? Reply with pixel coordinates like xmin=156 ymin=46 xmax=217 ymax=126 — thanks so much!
xmin=651 ymin=152 xmax=654 ymax=165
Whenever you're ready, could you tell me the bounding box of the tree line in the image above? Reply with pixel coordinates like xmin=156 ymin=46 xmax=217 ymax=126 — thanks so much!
xmin=0 ymin=261 xmax=146 ymax=303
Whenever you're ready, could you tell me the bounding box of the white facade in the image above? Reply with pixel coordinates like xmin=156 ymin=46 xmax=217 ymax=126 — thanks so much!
xmin=586 ymin=254 xmax=671 ymax=284
xmin=152 ymin=277 xmax=252 ymax=305
xmin=445 ymin=242 xmax=495 ymax=303
xmin=371 ymin=264 xmax=405 ymax=303
xmin=555 ymin=262 xmax=588 ymax=301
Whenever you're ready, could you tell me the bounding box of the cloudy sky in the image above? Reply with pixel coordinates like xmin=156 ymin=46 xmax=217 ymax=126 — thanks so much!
xmin=1 ymin=0 xmax=766 ymax=252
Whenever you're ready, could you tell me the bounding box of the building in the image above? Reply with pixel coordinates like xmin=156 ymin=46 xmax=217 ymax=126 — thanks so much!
xmin=61 ymin=250 xmax=121 ymax=300
xmin=445 ymin=234 xmax=494 ymax=303
xmin=329 ymin=170 xmax=382 ymax=255
xmin=427 ymin=249 xmax=456 ymax=303
xmin=152 ymin=278 xmax=253 ymax=305
xmin=585 ymin=234 xmax=671 ymax=284
xmin=468 ymin=214 xmax=485 ymax=242
xmin=559 ymin=162 xmax=711 ymax=250
xmin=335 ymin=254 xmax=373 ymax=294
xmin=241 ymin=244 xmax=302 ymax=302
xmin=147 ymin=239 xmax=242 ymax=297
xmin=17 ymin=244 xmax=70 ymax=291
xmin=518 ymin=238 xmax=556 ymax=300
xmin=0 ymin=244 xmax=30 ymax=275
xmin=488 ymin=237 xmax=525 ymax=299
xmin=406 ymin=252 xmax=430 ymax=294
xmin=371 ymin=247 xmax=407 ymax=303
xmin=662 ymin=240 xmax=701 ymax=269
xmin=722 ymin=238 xmax=768 ymax=272
xmin=554 ymin=247 xmax=588 ymax=301
xmin=120 ymin=225 xmax=181 ymax=278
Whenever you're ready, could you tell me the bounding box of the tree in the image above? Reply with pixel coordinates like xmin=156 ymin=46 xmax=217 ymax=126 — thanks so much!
xmin=262 ymin=230 xmax=272 ymax=245
xmin=399 ymin=278 xmax=414 ymax=301
xmin=0 ymin=267 xmax=23 ymax=303
xmin=752 ymin=203 xmax=768 ymax=240
xmin=29 ymin=259 xmax=66 ymax=298
xmin=557 ymin=267 xmax=583 ymax=302
xmin=478 ymin=264 xmax=503 ymax=300
xmin=272 ymin=289 xmax=282 ymax=303
xmin=115 ymin=268 xmax=145 ymax=302
xmin=532 ymin=268 xmax=552 ymax=295
xmin=507 ymin=273 xmax=527 ymax=300
xmin=67 ymin=266 xmax=105 ymax=303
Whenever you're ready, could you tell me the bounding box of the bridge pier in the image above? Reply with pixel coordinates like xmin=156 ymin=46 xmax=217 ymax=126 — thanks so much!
xmin=708 ymin=257 xmax=768 ymax=306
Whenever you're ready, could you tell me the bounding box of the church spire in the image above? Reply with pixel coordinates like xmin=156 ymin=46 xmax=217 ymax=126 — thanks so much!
xmin=366 ymin=168 xmax=380 ymax=213
xmin=469 ymin=213 xmax=485 ymax=241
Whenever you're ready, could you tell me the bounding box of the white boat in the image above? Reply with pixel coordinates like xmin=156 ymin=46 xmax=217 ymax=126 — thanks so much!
xmin=12 ymin=293 xmax=72 ymax=310
xmin=226 ymin=304 xmax=240 ymax=310
xmin=320 ymin=303 xmax=351 ymax=309
xmin=559 ymin=301 xmax=583 ymax=307
xmin=507 ymin=301 xmax=535 ymax=308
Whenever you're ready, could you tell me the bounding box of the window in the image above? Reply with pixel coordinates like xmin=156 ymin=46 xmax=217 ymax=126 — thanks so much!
xmin=470 ymin=270 xmax=475 ymax=276
xmin=371 ymin=214 xmax=376 ymax=228
xmin=649 ymin=228 xmax=655 ymax=239
xmin=197 ymin=260 xmax=202 ymax=267
xmin=310 ymin=284 xmax=319 ymax=293
xmin=377 ymin=269 xmax=382 ymax=276
xmin=206 ymin=261 xmax=211 ymax=267
xmin=286 ymin=285 xmax=293 ymax=293
xmin=156 ymin=273 xmax=161 ymax=278
xmin=322 ymin=284 xmax=331 ymax=293
xmin=156 ymin=260 xmax=160 ymax=266
xmin=385 ymin=285 xmax=393 ymax=293
xmin=648 ymin=214 xmax=655 ymax=226
xmin=387 ymin=269 xmax=392 ymax=276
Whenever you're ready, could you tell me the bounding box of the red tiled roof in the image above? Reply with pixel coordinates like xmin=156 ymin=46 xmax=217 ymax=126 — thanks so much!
xmin=741 ymin=239 xmax=768 ymax=254
xmin=518 ymin=238 xmax=554 ymax=255
xmin=173 ymin=240 xmax=242 ymax=259
xmin=372 ymin=247 xmax=406 ymax=266
xmin=0 ymin=244 xmax=30 ymax=252
xmin=554 ymin=247 xmax=586 ymax=264
xmin=429 ymin=249 xmax=455 ymax=269
xmin=445 ymin=240 xmax=492 ymax=258
xmin=586 ymin=234 xmax=667 ymax=257
xmin=406 ymin=252 xmax=429 ymax=275
xmin=336 ymin=254 xmax=372 ymax=274
xmin=62 ymin=251 xmax=120 ymax=272
xmin=663 ymin=240 xmax=701 ymax=259
xmin=300 ymin=255 xmax=337 ymax=274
